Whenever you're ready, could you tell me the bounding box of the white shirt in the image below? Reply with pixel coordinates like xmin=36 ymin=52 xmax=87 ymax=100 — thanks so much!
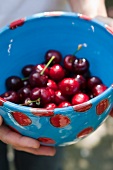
xmin=0 ymin=0 xmax=71 ymax=28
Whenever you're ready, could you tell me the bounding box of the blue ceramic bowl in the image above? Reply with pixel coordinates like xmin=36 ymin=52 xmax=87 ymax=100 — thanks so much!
xmin=0 ymin=11 xmax=113 ymax=146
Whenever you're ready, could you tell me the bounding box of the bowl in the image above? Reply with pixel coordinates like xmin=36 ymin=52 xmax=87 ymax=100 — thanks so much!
xmin=0 ymin=11 xmax=113 ymax=146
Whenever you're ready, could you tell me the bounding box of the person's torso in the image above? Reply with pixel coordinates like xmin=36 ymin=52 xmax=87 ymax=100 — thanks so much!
xmin=0 ymin=0 xmax=71 ymax=28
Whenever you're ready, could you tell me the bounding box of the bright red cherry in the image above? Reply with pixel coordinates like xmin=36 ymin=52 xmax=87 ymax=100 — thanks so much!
xmin=33 ymin=64 xmax=49 ymax=76
xmin=87 ymin=76 xmax=102 ymax=89
xmin=63 ymin=55 xmax=75 ymax=71
xmin=45 ymin=50 xmax=62 ymax=65
xmin=58 ymin=101 xmax=71 ymax=108
xmin=45 ymin=103 xmax=57 ymax=109
xmin=47 ymin=79 xmax=58 ymax=91
xmin=59 ymin=78 xmax=80 ymax=96
xmin=6 ymin=76 xmax=23 ymax=91
xmin=1 ymin=91 xmax=19 ymax=103
xmin=73 ymin=58 xmax=89 ymax=74
xmin=72 ymin=93 xmax=89 ymax=105
xmin=22 ymin=64 xmax=34 ymax=77
xmin=92 ymin=84 xmax=107 ymax=96
xmin=49 ymin=64 xmax=65 ymax=82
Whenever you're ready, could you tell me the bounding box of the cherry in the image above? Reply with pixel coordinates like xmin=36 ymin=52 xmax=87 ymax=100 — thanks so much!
xmin=92 ymin=84 xmax=107 ymax=96
xmin=30 ymin=87 xmax=41 ymax=101
xmin=58 ymin=101 xmax=71 ymax=108
xmin=6 ymin=76 xmax=23 ymax=91
xmin=54 ymin=90 xmax=68 ymax=105
xmin=29 ymin=71 xmax=48 ymax=87
xmin=47 ymin=88 xmax=55 ymax=102
xmin=1 ymin=91 xmax=19 ymax=103
xmin=45 ymin=103 xmax=57 ymax=109
xmin=73 ymin=58 xmax=89 ymax=74
xmin=33 ymin=64 xmax=49 ymax=76
xmin=59 ymin=78 xmax=80 ymax=96
xmin=63 ymin=55 xmax=75 ymax=71
xmin=74 ymin=74 xmax=86 ymax=89
xmin=22 ymin=79 xmax=31 ymax=87
xmin=47 ymin=79 xmax=58 ymax=91
xmin=87 ymin=76 xmax=102 ymax=89
xmin=72 ymin=93 xmax=89 ymax=105
xmin=40 ymin=88 xmax=52 ymax=106
xmin=45 ymin=50 xmax=62 ymax=65
xmin=49 ymin=64 xmax=65 ymax=82
xmin=18 ymin=87 xmax=31 ymax=103
xmin=22 ymin=64 xmax=34 ymax=77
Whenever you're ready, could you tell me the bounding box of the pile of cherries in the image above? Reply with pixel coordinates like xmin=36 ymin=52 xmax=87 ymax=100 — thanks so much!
xmin=0 ymin=46 xmax=107 ymax=109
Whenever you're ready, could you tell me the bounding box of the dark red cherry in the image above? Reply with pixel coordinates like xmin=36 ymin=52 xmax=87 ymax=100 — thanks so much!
xmin=30 ymin=87 xmax=41 ymax=101
xmin=87 ymin=76 xmax=102 ymax=89
xmin=6 ymin=76 xmax=23 ymax=91
xmin=92 ymin=84 xmax=107 ymax=96
xmin=1 ymin=91 xmax=19 ymax=103
xmin=45 ymin=50 xmax=62 ymax=65
xmin=22 ymin=79 xmax=31 ymax=88
xmin=72 ymin=93 xmax=89 ymax=105
xmin=59 ymin=78 xmax=80 ymax=96
xmin=22 ymin=64 xmax=34 ymax=77
xmin=18 ymin=87 xmax=31 ymax=103
xmin=63 ymin=55 xmax=75 ymax=71
xmin=47 ymin=79 xmax=58 ymax=91
xmin=74 ymin=74 xmax=86 ymax=89
xmin=33 ymin=64 xmax=49 ymax=76
xmin=49 ymin=64 xmax=65 ymax=82
xmin=73 ymin=58 xmax=89 ymax=74
xmin=40 ymin=88 xmax=52 ymax=106
xmin=58 ymin=101 xmax=71 ymax=108
xmin=29 ymin=71 xmax=48 ymax=87
xmin=54 ymin=90 xmax=68 ymax=105
xmin=45 ymin=103 xmax=57 ymax=109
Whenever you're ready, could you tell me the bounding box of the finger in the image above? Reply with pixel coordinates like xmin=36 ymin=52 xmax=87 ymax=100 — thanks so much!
xmin=14 ymin=145 xmax=56 ymax=156
xmin=95 ymin=16 xmax=113 ymax=29
xmin=0 ymin=125 xmax=40 ymax=149
xmin=0 ymin=116 xmax=3 ymax=126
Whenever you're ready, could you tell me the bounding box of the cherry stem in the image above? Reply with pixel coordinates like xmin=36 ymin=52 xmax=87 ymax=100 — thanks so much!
xmin=73 ymin=44 xmax=83 ymax=56
xmin=40 ymin=56 xmax=55 ymax=75
xmin=21 ymin=77 xmax=29 ymax=81
xmin=20 ymin=98 xmax=40 ymax=106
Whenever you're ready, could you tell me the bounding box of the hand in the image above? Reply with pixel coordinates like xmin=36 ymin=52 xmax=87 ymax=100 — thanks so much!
xmin=69 ymin=0 xmax=113 ymax=29
xmin=0 ymin=116 xmax=56 ymax=156
xmin=69 ymin=0 xmax=107 ymax=17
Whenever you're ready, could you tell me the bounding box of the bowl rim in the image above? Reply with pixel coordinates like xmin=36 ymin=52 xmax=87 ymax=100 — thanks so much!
xmin=0 ymin=11 xmax=113 ymax=113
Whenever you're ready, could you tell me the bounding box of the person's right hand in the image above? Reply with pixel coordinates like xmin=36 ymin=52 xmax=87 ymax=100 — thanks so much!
xmin=0 ymin=116 xmax=56 ymax=156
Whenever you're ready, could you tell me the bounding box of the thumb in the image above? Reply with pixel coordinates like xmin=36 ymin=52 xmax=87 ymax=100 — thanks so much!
xmin=0 ymin=116 xmax=3 ymax=126
xmin=95 ymin=16 xmax=113 ymax=29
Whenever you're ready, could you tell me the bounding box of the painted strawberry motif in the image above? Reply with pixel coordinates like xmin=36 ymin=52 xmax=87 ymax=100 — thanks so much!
xmin=105 ymin=24 xmax=113 ymax=35
xmin=50 ymin=114 xmax=70 ymax=128
xmin=38 ymin=137 xmax=55 ymax=144
xmin=79 ymin=14 xmax=91 ymax=20
xmin=11 ymin=111 xmax=32 ymax=126
xmin=77 ymin=127 xmax=94 ymax=138
xmin=9 ymin=18 xmax=25 ymax=29
xmin=0 ymin=97 xmax=6 ymax=106
xmin=31 ymin=108 xmax=54 ymax=117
